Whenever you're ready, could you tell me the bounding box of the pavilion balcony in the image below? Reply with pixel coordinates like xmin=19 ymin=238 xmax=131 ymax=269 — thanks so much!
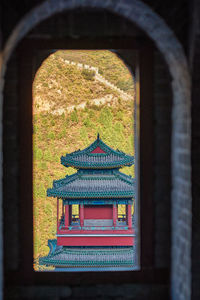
xmin=58 ymin=215 xmax=130 ymax=231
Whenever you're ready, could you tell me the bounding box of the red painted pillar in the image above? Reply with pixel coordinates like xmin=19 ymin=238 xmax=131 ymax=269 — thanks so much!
xmin=113 ymin=203 xmax=117 ymax=228
xmin=62 ymin=201 xmax=64 ymax=216
xmin=69 ymin=205 xmax=72 ymax=225
xmin=57 ymin=198 xmax=59 ymax=231
xmin=126 ymin=205 xmax=128 ymax=221
xmin=128 ymin=204 xmax=132 ymax=229
xmin=80 ymin=203 xmax=84 ymax=228
xmin=65 ymin=204 xmax=69 ymax=229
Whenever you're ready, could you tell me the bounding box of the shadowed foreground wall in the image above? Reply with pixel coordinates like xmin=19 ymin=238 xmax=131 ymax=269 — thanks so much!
xmin=1 ymin=0 xmax=197 ymax=299
xmin=3 ymin=11 xmax=173 ymax=300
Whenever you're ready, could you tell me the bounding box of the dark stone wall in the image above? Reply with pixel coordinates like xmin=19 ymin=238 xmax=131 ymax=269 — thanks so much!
xmin=5 ymin=284 xmax=169 ymax=300
xmin=2 ymin=0 xmax=199 ymax=299
xmin=1 ymin=0 xmax=189 ymax=48
xmin=153 ymin=51 xmax=172 ymax=268
xmin=191 ymin=2 xmax=200 ymax=300
xmin=3 ymin=53 xmax=20 ymax=272
xmin=2 ymin=9 xmax=173 ymax=300
xmin=192 ymin=56 xmax=200 ymax=299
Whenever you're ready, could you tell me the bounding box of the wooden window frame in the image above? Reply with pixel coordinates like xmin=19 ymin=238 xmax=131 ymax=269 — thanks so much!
xmin=4 ymin=36 xmax=169 ymax=286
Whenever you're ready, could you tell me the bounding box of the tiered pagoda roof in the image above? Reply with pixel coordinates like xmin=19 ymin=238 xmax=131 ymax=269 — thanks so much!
xmin=39 ymin=240 xmax=135 ymax=269
xmin=61 ymin=134 xmax=134 ymax=169
xmin=40 ymin=136 xmax=135 ymax=271
xmin=47 ymin=135 xmax=135 ymax=199
xmin=47 ymin=169 xmax=135 ymax=199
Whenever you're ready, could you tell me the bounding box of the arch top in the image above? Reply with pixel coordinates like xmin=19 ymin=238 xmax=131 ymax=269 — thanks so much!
xmin=3 ymin=0 xmax=190 ymax=85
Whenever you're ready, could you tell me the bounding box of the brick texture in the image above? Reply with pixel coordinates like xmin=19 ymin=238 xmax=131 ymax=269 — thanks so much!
xmin=1 ymin=1 xmax=192 ymax=300
xmin=153 ymin=51 xmax=172 ymax=268
xmin=191 ymin=2 xmax=200 ymax=300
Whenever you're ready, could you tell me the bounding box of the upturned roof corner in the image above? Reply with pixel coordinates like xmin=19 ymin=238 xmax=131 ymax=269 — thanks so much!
xmin=61 ymin=136 xmax=134 ymax=169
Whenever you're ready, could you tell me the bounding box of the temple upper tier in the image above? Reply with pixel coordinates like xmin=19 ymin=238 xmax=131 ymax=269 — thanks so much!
xmin=61 ymin=134 xmax=134 ymax=169
xmin=47 ymin=169 xmax=135 ymax=199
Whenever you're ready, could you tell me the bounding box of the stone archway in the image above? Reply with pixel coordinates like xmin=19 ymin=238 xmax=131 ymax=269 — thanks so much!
xmin=0 ymin=1 xmax=191 ymax=300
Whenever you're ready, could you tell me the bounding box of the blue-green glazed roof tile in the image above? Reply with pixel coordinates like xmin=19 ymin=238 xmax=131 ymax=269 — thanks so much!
xmin=47 ymin=169 xmax=135 ymax=199
xmin=61 ymin=136 xmax=134 ymax=169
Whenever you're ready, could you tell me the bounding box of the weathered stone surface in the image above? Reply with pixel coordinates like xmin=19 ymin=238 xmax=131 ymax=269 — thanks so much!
xmin=0 ymin=1 xmax=193 ymax=300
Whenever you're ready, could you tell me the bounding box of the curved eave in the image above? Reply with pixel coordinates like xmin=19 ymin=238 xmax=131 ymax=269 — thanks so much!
xmin=47 ymin=189 xmax=135 ymax=199
xmin=61 ymin=158 xmax=134 ymax=169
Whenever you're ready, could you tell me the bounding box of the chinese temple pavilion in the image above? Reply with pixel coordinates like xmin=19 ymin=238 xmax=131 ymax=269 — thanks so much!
xmin=39 ymin=134 xmax=135 ymax=270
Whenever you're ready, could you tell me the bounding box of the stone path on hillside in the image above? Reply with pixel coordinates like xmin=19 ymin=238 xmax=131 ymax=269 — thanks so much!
xmin=34 ymin=58 xmax=134 ymax=115
xmin=34 ymin=94 xmax=118 ymax=115
xmin=62 ymin=58 xmax=133 ymax=101
xmin=66 ymin=94 xmax=117 ymax=113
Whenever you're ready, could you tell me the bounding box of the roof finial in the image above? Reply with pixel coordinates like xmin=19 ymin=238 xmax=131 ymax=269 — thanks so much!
xmin=97 ymin=133 xmax=100 ymax=140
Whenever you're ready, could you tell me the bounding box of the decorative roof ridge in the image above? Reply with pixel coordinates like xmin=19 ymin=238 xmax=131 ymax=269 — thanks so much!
xmin=113 ymin=170 xmax=135 ymax=185
xmin=61 ymin=138 xmax=134 ymax=169
xmin=51 ymin=172 xmax=78 ymax=189
xmin=62 ymin=136 xmax=133 ymax=159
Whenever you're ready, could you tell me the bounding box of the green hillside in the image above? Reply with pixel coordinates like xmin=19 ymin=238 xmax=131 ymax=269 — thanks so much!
xmin=33 ymin=50 xmax=135 ymax=271
xmin=53 ymin=50 xmax=134 ymax=94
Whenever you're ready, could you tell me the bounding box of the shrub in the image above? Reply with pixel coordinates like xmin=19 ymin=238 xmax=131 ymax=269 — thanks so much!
xmin=65 ymin=117 xmax=70 ymax=126
xmin=89 ymin=110 xmax=95 ymax=118
xmin=88 ymin=104 xmax=101 ymax=111
xmin=116 ymin=111 xmax=123 ymax=121
xmin=44 ymin=203 xmax=52 ymax=215
xmin=33 ymin=124 xmax=38 ymax=134
xmin=34 ymin=182 xmax=46 ymax=198
xmin=34 ymin=103 xmax=40 ymax=109
xmin=81 ymin=69 xmax=95 ymax=81
xmin=50 ymin=119 xmax=55 ymax=126
xmin=80 ymin=128 xmax=88 ymax=140
xmin=42 ymin=118 xmax=48 ymax=125
xmin=84 ymin=106 xmax=89 ymax=113
xmin=38 ymin=162 xmax=48 ymax=171
xmin=56 ymin=63 xmax=62 ymax=70
xmin=34 ymin=148 xmax=43 ymax=160
xmin=99 ymin=107 xmax=113 ymax=127
xmin=83 ymin=117 xmax=92 ymax=127
xmin=70 ymin=110 xmax=78 ymax=123
xmin=43 ymin=150 xmax=53 ymax=162
xmin=98 ymin=67 xmax=103 ymax=75
xmin=52 ymin=154 xmax=60 ymax=163
xmin=116 ymin=78 xmax=133 ymax=92
xmin=42 ymin=82 xmax=48 ymax=88
xmin=117 ymin=97 xmax=122 ymax=105
xmin=38 ymin=133 xmax=43 ymax=141
xmin=48 ymin=132 xmax=55 ymax=140
xmin=58 ymin=129 xmax=66 ymax=139
xmin=80 ymin=128 xmax=89 ymax=145
xmin=114 ymin=122 xmax=124 ymax=134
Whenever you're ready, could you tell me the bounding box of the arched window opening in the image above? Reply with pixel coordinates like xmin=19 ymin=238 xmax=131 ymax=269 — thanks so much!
xmin=32 ymin=50 xmax=136 ymax=271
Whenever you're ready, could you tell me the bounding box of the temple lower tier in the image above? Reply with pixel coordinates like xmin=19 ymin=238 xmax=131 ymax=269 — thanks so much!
xmin=56 ymin=198 xmax=135 ymax=246
xmin=39 ymin=244 xmax=135 ymax=270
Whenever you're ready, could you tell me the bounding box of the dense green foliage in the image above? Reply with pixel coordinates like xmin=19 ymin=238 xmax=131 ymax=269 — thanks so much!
xmin=33 ymin=50 xmax=134 ymax=271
